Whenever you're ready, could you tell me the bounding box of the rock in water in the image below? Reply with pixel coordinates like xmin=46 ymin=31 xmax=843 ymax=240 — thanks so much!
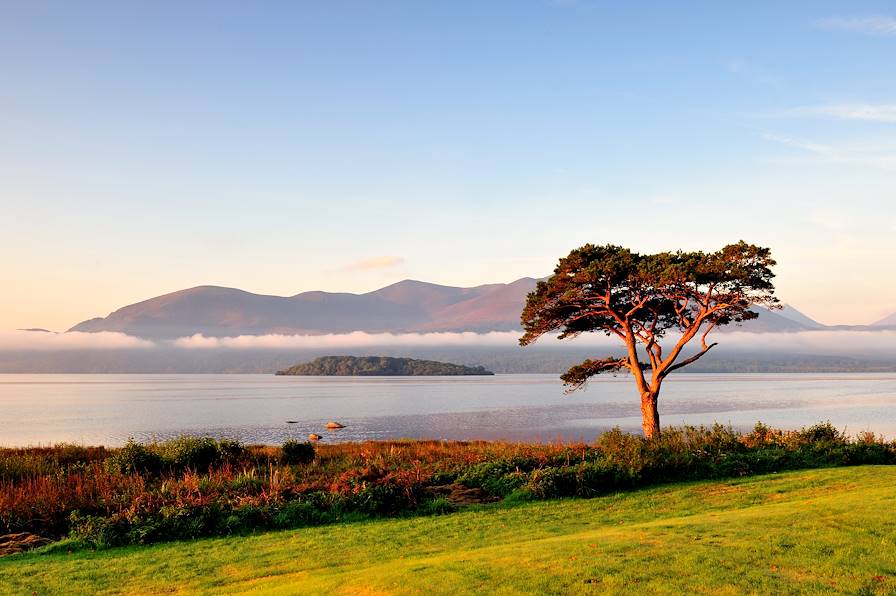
xmin=308 ymin=433 xmax=322 ymax=441
xmin=325 ymin=421 xmax=345 ymax=429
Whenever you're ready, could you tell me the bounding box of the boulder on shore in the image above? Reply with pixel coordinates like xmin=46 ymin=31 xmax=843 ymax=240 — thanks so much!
xmin=0 ymin=532 xmax=51 ymax=557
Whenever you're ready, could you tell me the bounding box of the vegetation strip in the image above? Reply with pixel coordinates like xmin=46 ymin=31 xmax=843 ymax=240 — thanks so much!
xmin=1 ymin=422 xmax=895 ymax=553
xmin=1 ymin=466 xmax=894 ymax=594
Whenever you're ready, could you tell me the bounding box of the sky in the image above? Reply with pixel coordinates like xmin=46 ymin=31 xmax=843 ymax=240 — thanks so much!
xmin=1 ymin=1 xmax=895 ymax=330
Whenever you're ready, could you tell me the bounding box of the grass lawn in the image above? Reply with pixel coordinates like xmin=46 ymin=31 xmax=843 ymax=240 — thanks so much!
xmin=2 ymin=465 xmax=895 ymax=595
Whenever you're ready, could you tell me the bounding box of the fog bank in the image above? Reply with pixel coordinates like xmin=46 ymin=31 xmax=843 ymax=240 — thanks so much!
xmin=2 ymin=328 xmax=896 ymax=373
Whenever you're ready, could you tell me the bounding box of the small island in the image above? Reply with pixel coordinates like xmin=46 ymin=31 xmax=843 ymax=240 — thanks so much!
xmin=275 ymin=356 xmax=494 ymax=376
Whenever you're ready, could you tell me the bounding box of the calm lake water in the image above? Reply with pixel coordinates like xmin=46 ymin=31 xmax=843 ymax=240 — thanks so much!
xmin=2 ymin=373 xmax=896 ymax=446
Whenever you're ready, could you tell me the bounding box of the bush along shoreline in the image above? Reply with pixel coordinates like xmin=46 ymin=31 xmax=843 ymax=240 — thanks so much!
xmin=1 ymin=423 xmax=894 ymax=553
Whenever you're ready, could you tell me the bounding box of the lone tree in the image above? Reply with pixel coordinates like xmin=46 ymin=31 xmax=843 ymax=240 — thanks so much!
xmin=520 ymin=241 xmax=778 ymax=439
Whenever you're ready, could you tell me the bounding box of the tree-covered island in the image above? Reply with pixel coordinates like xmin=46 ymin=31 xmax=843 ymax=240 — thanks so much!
xmin=275 ymin=356 xmax=494 ymax=376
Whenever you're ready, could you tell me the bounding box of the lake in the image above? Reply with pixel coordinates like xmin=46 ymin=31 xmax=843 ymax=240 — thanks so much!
xmin=2 ymin=373 xmax=896 ymax=446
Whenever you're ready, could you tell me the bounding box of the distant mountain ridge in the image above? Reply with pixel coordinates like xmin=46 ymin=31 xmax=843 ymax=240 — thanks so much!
xmin=775 ymin=304 xmax=826 ymax=329
xmin=68 ymin=278 xmax=853 ymax=339
xmin=69 ymin=278 xmax=539 ymax=339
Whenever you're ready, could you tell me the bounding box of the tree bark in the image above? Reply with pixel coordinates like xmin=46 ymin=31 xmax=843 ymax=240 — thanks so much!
xmin=640 ymin=391 xmax=660 ymax=439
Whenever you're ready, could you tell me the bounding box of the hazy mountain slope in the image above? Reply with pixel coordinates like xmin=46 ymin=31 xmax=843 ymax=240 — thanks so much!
xmin=366 ymin=279 xmax=487 ymax=312
xmin=69 ymin=278 xmax=822 ymax=339
xmin=70 ymin=285 xmax=431 ymax=338
xmin=775 ymin=305 xmax=825 ymax=329
xmin=719 ymin=306 xmax=814 ymax=333
xmin=873 ymin=312 xmax=896 ymax=327
xmin=421 ymin=277 xmax=538 ymax=331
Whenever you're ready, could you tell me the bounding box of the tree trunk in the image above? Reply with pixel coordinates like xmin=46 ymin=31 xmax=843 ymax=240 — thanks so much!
xmin=640 ymin=391 xmax=660 ymax=439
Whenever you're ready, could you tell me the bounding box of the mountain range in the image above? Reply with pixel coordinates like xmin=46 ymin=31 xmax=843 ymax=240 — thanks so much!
xmin=64 ymin=278 xmax=893 ymax=340
xmin=69 ymin=278 xmax=538 ymax=338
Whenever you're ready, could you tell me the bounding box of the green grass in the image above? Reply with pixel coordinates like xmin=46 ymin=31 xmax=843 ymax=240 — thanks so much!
xmin=2 ymin=466 xmax=895 ymax=595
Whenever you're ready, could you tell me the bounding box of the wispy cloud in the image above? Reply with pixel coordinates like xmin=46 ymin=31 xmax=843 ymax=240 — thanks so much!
xmin=772 ymin=103 xmax=896 ymax=123
xmin=760 ymin=133 xmax=834 ymax=155
xmin=345 ymin=255 xmax=404 ymax=271
xmin=761 ymin=132 xmax=896 ymax=170
xmin=0 ymin=330 xmax=154 ymax=351
xmin=5 ymin=329 xmax=896 ymax=357
xmin=814 ymin=15 xmax=896 ymax=36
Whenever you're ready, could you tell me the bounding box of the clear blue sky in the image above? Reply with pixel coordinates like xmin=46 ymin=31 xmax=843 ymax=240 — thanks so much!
xmin=2 ymin=1 xmax=895 ymax=329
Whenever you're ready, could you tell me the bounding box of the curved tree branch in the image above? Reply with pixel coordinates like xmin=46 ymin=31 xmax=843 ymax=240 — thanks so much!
xmin=658 ymin=342 xmax=718 ymax=380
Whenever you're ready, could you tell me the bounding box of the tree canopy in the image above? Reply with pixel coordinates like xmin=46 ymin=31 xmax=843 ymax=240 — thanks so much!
xmin=520 ymin=241 xmax=778 ymax=437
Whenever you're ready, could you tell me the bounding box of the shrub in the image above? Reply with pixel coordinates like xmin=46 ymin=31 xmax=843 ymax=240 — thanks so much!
xmin=574 ymin=459 xmax=634 ymax=496
xmin=347 ymin=482 xmax=409 ymax=515
xmin=52 ymin=444 xmax=107 ymax=466
xmin=272 ymin=500 xmax=328 ymax=528
xmin=68 ymin=511 xmax=130 ymax=549
xmin=216 ymin=439 xmax=246 ymax=461
xmin=328 ymin=468 xmax=422 ymax=515
xmin=743 ymin=422 xmax=785 ymax=448
xmin=456 ymin=458 xmax=535 ymax=496
xmin=159 ymin=437 xmax=224 ymax=472
xmin=524 ymin=467 xmax=577 ymax=499
xmin=281 ymin=441 xmax=315 ymax=465
xmin=103 ymin=437 xmax=246 ymax=475
xmin=105 ymin=439 xmax=163 ymax=475
xmin=593 ymin=427 xmax=643 ymax=463
xmin=796 ymin=422 xmax=845 ymax=445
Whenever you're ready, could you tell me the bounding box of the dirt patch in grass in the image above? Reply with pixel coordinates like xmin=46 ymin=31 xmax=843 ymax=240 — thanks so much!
xmin=691 ymin=484 xmax=746 ymax=497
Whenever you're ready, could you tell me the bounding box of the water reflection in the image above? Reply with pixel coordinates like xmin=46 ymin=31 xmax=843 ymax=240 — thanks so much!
xmin=1 ymin=373 xmax=895 ymax=446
